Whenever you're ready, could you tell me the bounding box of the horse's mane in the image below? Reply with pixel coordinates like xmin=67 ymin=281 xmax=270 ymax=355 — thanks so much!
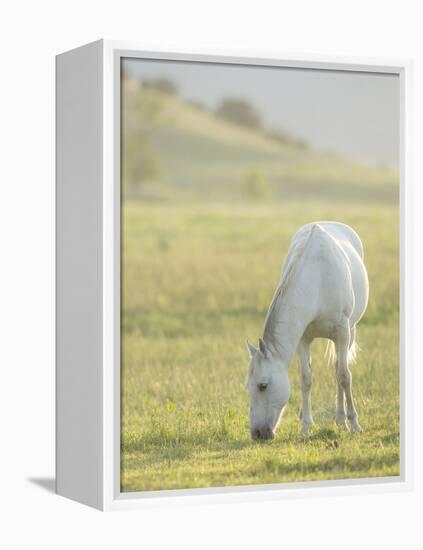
xmin=263 ymin=225 xmax=318 ymax=345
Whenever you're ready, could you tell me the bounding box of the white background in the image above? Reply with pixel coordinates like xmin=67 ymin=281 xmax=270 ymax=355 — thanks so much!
xmin=1 ymin=1 xmax=421 ymax=548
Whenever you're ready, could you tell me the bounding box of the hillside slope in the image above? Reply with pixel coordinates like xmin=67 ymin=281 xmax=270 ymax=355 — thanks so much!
xmin=122 ymin=82 xmax=399 ymax=204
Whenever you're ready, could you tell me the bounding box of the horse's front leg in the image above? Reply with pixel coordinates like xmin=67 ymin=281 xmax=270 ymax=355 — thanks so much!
xmin=297 ymin=337 xmax=313 ymax=435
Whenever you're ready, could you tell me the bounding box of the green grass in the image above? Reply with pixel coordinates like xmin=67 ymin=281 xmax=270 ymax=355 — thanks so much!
xmin=121 ymin=201 xmax=399 ymax=492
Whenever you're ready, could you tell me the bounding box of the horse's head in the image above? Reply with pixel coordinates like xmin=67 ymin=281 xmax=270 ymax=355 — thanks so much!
xmin=246 ymin=338 xmax=290 ymax=441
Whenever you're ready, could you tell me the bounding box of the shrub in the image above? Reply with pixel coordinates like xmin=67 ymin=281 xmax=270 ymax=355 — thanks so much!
xmin=240 ymin=168 xmax=270 ymax=200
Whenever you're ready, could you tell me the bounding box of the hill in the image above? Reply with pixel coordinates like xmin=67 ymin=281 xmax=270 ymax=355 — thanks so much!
xmin=122 ymin=82 xmax=399 ymax=204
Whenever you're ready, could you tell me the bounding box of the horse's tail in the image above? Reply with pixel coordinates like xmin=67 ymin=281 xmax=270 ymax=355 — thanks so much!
xmin=325 ymin=341 xmax=337 ymax=365
xmin=325 ymin=337 xmax=358 ymax=366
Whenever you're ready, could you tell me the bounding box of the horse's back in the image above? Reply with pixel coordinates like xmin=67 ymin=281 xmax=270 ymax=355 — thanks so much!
xmin=292 ymin=221 xmax=364 ymax=259
xmin=290 ymin=221 xmax=369 ymax=327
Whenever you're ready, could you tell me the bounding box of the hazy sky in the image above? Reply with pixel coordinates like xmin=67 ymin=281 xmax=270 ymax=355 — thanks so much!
xmin=124 ymin=58 xmax=400 ymax=169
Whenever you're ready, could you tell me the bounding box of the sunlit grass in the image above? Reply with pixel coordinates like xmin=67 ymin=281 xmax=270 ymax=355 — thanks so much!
xmin=121 ymin=201 xmax=399 ymax=492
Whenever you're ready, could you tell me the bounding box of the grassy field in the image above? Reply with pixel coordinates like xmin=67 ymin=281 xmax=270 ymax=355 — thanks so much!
xmin=121 ymin=201 xmax=399 ymax=492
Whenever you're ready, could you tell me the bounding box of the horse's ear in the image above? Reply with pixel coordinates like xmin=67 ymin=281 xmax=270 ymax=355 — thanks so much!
xmin=258 ymin=337 xmax=267 ymax=357
xmin=246 ymin=340 xmax=258 ymax=358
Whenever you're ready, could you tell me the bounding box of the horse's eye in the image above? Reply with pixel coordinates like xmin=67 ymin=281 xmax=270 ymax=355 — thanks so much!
xmin=258 ymin=382 xmax=268 ymax=392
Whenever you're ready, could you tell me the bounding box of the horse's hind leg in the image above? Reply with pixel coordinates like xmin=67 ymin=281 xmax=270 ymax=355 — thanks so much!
xmin=335 ymin=322 xmax=362 ymax=433
xmin=297 ymin=337 xmax=313 ymax=435
xmin=336 ymin=376 xmax=347 ymax=428
xmin=335 ymin=325 xmax=356 ymax=428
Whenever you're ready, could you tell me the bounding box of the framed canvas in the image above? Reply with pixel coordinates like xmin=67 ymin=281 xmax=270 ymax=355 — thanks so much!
xmin=56 ymin=40 xmax=413 ymax=511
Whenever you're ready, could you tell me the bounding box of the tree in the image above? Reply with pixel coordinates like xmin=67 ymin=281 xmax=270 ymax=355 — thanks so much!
xmin=142 ymin=77 xmax=178 ymax=95
xmin=215 ymin=97 xmax=261 ymax=130
xmin=122 ymin=93 xmax=163 ymax=189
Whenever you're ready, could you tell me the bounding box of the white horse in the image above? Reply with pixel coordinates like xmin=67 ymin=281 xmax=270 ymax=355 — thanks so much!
xmin=247 ymin=222 xmax=369 ymax=440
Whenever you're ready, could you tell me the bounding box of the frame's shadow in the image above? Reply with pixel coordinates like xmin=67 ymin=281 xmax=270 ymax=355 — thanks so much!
xmin=27 ymin=477 xmax=56 ymax=494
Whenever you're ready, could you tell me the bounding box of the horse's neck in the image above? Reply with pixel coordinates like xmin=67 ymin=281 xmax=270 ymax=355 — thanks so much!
xmin=265 ymin=280 xmax=315 ymax=365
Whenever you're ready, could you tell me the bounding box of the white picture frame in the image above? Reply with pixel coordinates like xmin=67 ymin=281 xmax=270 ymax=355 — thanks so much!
xmin=56 ymin=39 xmax=413 ymax=511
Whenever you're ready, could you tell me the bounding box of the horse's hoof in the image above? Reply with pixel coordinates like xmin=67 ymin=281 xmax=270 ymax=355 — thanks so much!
xmin=350 ymin=422 xmax=363 ymax=433
xmin=301 ymin=421 xmax=313 ymax=436
xmin=336 ymin=414 xmax=347 ymax=428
